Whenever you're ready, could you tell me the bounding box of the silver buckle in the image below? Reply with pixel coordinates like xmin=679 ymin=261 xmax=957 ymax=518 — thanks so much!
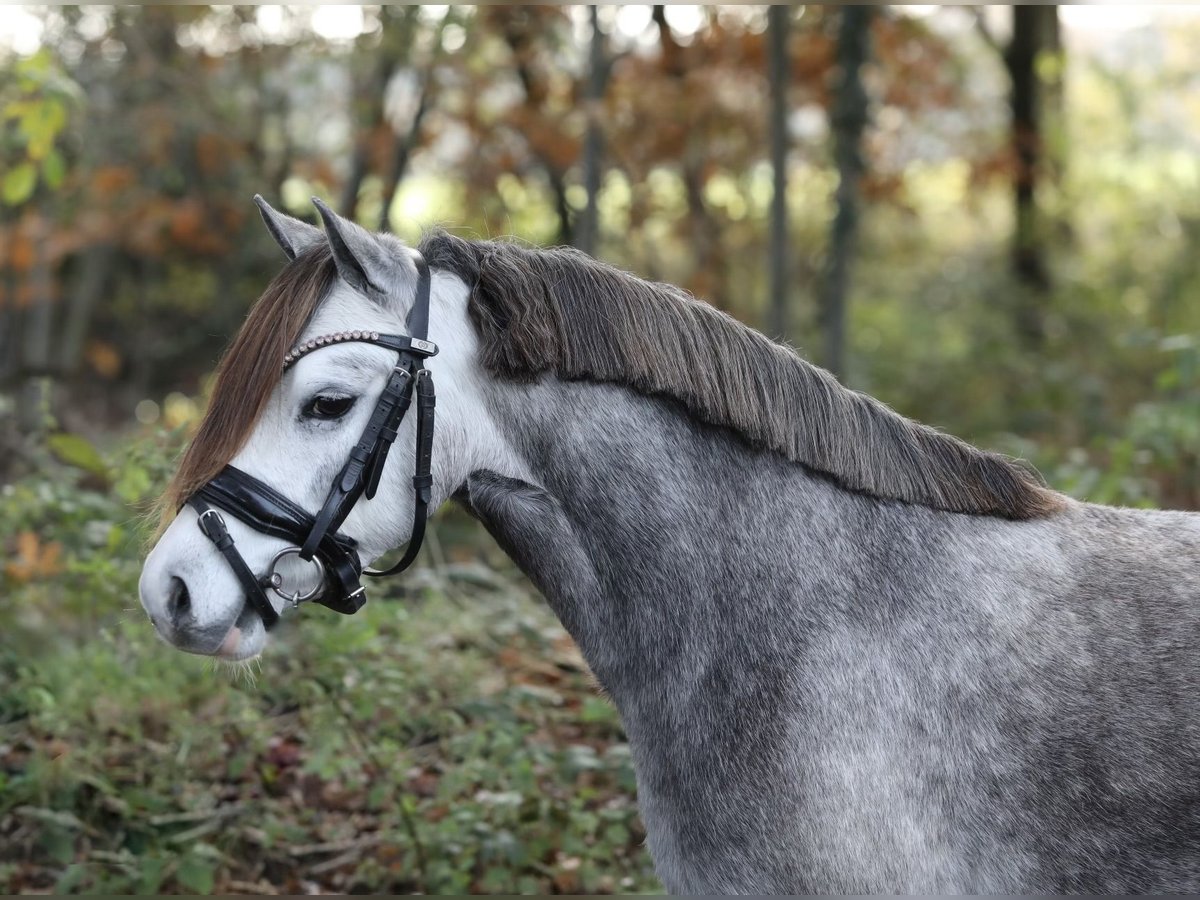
xmin=196 ymin=507 xmax=225 ymax=535
xmin=265 ymin=547 xmax=326 ymax=608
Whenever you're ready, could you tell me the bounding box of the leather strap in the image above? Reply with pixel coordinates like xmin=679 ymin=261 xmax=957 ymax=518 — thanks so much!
xmin=367 ymin=367 xmax=436 ymax=578
xmin=196 ymin=466 xmax=337 ymax=545
xmin=189 ymin=496 xmax=281 ymax=630
xmin=407 ymin=255 xmax=432 ymax=342
xmin=283 ymin=333 xmax=437 ymax=372
xmin=298 ymin=362 xmax=417 ymax=560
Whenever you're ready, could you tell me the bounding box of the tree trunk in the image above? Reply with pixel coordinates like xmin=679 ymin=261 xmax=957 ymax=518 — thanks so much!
xmin=1005 ymin=5 xmax=1056 ymax=344
xmin=577 ymin=5 xmax=607 ymax=258
xmin=820 ymin=5 xmax=873 ymax=383
xmin=0 ymin=230 xmax=17 ymax=387
xmin=376 ymin=88 xmax=430 ymax=233
xmin=61 ymin=243 xmax=115 ymax=374
xmin=767 ymin=4 xmax=790 ymax=341
xmin=652 ymin=5 xmax=725 ymax=307
xmin=338 ymin=55 xmax=393 ymax=218
xmin=1041 ymin=7 xmax=1063 ymax=182
xmin=17 ymin=216 xmax=56 ymax=434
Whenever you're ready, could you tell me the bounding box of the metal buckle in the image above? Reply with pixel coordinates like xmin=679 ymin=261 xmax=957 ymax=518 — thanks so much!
xmin=196 ymin=507 xmax=225 ymax=538
xmin=410 ymin=338 xmax=438 ymax=356
xmin=265 ymin=547 xmax=327 ymax=608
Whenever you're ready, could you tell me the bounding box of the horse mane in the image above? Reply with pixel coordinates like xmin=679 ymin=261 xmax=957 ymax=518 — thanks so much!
xmin=418 ymin=230 xmax=1064 ymax=520
xmin=160 ymin=230 xmax=1063 ymax=529
xmin=159 ymin=243 xmax=337 ymax=527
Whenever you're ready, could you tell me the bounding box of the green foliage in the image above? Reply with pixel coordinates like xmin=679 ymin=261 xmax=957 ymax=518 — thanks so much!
xmin=1019 ymin=334 xmax=1200 ymax=509
xmin=0 ymin=432 xmax=662 ymax=895
xmin=2 ymin=161 xmax=37 ymax=205
xmin=44 ymin=434 xmax=110 ymax=480
xmin=0 ymin=49 xmax=81 ymax=205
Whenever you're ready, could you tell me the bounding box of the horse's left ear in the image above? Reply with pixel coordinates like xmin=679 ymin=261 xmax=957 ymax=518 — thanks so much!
xmin=254 ymin=194 xmax=323 ymax=260
xmin=311 ymin=197 xmax=418 ymax=306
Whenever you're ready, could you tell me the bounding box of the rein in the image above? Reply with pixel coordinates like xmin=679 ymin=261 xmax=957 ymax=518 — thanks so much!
xmin=185 ymin=255 xmax=438 ymax=630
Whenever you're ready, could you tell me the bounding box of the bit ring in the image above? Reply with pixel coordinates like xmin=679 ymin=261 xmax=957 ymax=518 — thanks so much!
xmin=265 ymin=547 xmax=326 ymax=607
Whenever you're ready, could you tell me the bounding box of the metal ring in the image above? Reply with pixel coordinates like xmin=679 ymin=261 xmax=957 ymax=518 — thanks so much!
xmin=265 ymin=547 xmax=326 ymax=606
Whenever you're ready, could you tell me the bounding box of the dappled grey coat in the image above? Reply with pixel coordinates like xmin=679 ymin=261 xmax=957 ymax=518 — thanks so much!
xmin=417 ymin=232 xmax=1200 ymax=895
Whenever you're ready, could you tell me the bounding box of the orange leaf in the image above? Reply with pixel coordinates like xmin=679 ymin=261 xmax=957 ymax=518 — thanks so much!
xmin=7 ymin=234 xmax=35 ymax=272
xmin=91 ymin=165 xmax=136 ymax=197
xmin=85 ymin=340 xmax=122 ymax=379
xmin=6 ymin=531 xmax=62 ymax=581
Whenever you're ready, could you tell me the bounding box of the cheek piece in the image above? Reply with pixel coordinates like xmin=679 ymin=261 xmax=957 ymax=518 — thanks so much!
xmin=185 ymin=255 xmax=438 ymax=631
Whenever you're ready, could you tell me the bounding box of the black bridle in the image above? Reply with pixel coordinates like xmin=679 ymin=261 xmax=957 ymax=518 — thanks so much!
xmin=186 ymin=255 xmax=438 ymax=630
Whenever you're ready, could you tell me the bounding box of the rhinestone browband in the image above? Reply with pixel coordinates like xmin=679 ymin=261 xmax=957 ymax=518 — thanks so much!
xmin=282 ymin=331 xmax=382 ymax=370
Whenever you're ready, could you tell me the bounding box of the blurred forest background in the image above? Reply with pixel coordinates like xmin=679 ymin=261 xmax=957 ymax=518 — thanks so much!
xmin=2 ymin=4 xmax=1200 ymax=894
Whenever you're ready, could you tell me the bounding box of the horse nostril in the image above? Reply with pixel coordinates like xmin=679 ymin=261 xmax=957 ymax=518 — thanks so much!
xmin=166 ymin=576 xmax=192 ymax=626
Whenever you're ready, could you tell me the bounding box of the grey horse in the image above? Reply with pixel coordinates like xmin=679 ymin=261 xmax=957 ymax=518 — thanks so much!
xmin=142 ymin=199 xmax=1200 ymax=894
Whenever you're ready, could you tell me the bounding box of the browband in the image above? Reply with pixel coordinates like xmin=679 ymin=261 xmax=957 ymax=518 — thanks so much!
xmin=283 ymin=332 xmax=437 ymax=371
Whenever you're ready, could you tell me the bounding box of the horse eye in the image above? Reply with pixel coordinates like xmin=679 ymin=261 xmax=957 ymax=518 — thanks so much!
xmin=303 ymin=395 xmax=356 ymax=420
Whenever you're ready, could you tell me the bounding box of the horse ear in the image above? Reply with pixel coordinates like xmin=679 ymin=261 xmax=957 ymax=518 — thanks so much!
xmin=311 ymin=196 xmax=417 ymax=304
xmin=253 ymin=194 xmax=322 ymax=260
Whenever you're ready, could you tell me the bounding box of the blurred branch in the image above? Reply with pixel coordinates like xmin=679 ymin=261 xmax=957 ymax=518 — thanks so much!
xmin=377 ymin=8 xmax=455 ymax=233
xmin=499 ymin=12 xmax=573 ymax=245
xmin=224 ymin=881 xmax=278 ymax=896
xmin=288 ymin=834 xmax=387 ymax=857
xmin=375 ymin=88 xmax=430 ymax=234
xmin=340 ymin=7 xmax=421 ymax=218
xmin=971 ymin=8 xmax=1003 ymax=56
xmin=148 ymin=804 xmax=248 ymax=827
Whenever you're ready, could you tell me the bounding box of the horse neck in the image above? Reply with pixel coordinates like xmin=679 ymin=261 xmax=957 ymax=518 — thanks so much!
xmin=469 ymin=373 xmax=900 ymax=701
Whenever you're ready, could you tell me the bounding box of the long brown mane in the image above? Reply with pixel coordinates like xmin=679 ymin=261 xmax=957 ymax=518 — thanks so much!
xmin=160 ymin=244 xmax=336 ymax=523
xmin=419 ymin=231 xmax=1064 ymax=519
